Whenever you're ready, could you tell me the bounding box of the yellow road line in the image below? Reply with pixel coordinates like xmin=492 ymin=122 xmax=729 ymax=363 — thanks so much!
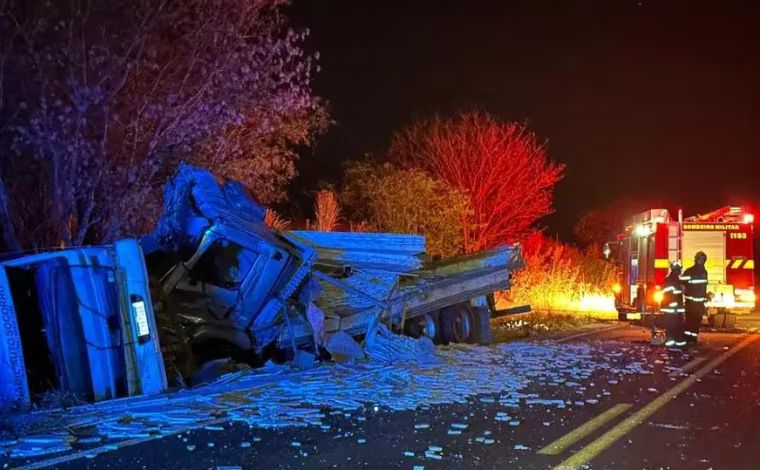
xmin=537 ymin=403 xmax=633 ymax=456
xmin=554 ymin=330 xmax=760 ymax=470
xmin=679 ymin=356 xmax=707 ymax=373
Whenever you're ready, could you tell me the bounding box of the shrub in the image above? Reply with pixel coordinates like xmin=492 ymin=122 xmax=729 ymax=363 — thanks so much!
xmin=342 ymin=161 xmax=470 ymax=257
xmin=502 ymin=232 xmax=617 ymax=315
xmin=314 ymin=189 xmax=341 ymax=232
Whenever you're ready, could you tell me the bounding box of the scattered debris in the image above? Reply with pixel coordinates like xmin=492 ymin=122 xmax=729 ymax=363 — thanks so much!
xmin=325 ymin=332 xmax=365 ymax=362
xmin=1 ymin=339 xmax=654 ymax=461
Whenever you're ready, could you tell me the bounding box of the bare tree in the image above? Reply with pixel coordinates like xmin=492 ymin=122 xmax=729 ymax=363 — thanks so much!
xmin=0 ymin=0 xmax=326 ymax=249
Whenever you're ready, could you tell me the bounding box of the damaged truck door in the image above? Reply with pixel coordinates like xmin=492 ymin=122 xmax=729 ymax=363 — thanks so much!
xmin=0 ymin=240 xmax=167 ymax=410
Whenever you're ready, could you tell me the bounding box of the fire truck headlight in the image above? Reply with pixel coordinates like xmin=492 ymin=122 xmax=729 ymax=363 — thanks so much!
xmin=744 ymin=213 xmax=754 ymax=224
xmin=736 ymin=289 xmax=756 ymax=303
xmin=635 ymin=224 xmax=652 ymax=238
xmin=653 ymin=290 xmax=664 ymax=304
xmin=613 ymin=283 xmax=622 ymax=294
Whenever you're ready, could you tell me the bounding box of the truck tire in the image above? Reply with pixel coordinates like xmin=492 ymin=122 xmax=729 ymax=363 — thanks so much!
xmin=439 ymin=304 xmax=473 ymax=344
xmin=469 ymin=306 xmax=493 ymax=346
xmin=404 ymin=313 xmax=438 ymax=340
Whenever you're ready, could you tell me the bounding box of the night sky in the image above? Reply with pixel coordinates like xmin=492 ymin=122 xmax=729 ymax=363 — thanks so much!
xmin=289 ymin=0 xmax=760 ymax=240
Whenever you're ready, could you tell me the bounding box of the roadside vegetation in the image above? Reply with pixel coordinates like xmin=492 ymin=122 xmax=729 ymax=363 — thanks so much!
xmin=0 ymin=0 xmax=614 ymax=329
xmin=491 ymin=311 xmax=597 ymax=343
xmin=500 ymin=231 xmax=618 ymax=319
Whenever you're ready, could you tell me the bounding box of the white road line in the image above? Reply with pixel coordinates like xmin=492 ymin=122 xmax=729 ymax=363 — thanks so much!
xmin=15 ymin=416 xmax=231 ymax=470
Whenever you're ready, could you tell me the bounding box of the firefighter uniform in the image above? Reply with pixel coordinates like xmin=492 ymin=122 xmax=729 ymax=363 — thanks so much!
xmin=682 ymin=252 xmax=709 ymax=342
xmin=661 ymin=263 xmax=686 ymax=347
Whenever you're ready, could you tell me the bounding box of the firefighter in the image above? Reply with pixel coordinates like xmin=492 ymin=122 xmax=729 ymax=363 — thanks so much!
xmin=682 ymin=251 xmax=709 ymax=343
xmin=660 ymin=261 xmax=686 ymax=347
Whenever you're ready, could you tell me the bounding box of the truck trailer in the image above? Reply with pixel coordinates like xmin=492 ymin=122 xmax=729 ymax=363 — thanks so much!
xmin=0 ymin=164 xmax=524 ymax=411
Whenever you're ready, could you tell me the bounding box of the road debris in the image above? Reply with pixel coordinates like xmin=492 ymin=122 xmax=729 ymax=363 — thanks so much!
xmin=1 ymin=339 xmax=655 ymax=461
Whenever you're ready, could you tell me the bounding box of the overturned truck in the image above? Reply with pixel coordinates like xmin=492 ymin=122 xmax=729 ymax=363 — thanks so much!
xmin=0 ymin=164 xmax=523 ymax=410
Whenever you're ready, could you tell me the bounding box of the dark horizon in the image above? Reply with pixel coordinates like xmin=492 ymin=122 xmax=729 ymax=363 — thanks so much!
xmin=289 ymin=0 xmax=760 ymax=240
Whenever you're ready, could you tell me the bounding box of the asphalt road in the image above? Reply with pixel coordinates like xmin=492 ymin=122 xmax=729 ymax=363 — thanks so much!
xmin=6 ymin=319 xmax=760 ymax=470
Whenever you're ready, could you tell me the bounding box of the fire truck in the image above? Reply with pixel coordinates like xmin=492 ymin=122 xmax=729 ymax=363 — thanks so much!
xmin=606 ymin=206 xmax=756 ymax=321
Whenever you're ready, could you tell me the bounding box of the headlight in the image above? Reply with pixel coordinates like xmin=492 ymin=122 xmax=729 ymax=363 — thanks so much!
xmin=736 ymin=289 xmax=756 ymax=303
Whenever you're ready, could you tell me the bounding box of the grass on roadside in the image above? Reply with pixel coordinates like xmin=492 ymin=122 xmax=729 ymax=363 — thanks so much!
xmin=490 ymin=310 xmax=602 ymax=343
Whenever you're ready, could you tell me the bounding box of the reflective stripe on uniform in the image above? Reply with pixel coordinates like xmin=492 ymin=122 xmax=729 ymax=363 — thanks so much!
xmin=685 ymin=296 xmax=707 ymax=302
xmin=661 ymin=308 xmax=676 ymax=313
xmin=675 ymin=341 xmax=687 ymax=346
xmin=684 ymin=331 xmax=699 ymax=337
xmin=673 ymin=290 xmax=683 ymax=294
xmin=669 ymin=302 xmax=678 ymax=307
xmin=688 ymin=279 xmax=708 ymax=284
xmin=680 ymin=276 xmax=692 ymax=281
xmin=663 ymin=286 xmax=676 ymax=293
xmin=665 ymin=339 xmax=675 ymax=346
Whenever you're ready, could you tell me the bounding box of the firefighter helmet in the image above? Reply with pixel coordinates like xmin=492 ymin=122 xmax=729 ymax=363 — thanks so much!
xmin=695 ymin=251 xmax=707 ymax=261
xmin=670 ymin=261 xmax=682 ymax=272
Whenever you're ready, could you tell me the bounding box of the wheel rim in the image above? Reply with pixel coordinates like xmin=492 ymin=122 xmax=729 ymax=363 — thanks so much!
xmin=453 ymin=310 xmax=472 ymax=342
xmin=420 ymin=314 xmax=436 ymax=339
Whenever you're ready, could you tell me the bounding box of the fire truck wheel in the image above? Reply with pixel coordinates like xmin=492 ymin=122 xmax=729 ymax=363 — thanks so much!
xmin=439 ymin=304 xmax=473 ymax=344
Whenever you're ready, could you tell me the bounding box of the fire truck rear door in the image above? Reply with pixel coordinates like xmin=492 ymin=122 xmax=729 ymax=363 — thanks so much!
xmin=681 ymin=230 xmax=726 ymax=282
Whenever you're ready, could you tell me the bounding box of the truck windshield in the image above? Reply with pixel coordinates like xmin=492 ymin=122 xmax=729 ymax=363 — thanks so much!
xmin=189 ymin=239 xmax=257 ymax=290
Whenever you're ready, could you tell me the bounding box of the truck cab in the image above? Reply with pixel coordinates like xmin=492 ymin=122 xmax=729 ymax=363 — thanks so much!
xmin=141 ymin=164 xmax=316 ymax=377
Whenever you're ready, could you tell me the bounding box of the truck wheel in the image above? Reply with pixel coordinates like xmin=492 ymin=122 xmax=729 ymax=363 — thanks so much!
xmin=404 ymin=313 xmax=437 ymax=340
xmin=469 ymin=306 xmax=493 ymax=346
xmin=439 ymin=304 xmax=472 ymax=344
